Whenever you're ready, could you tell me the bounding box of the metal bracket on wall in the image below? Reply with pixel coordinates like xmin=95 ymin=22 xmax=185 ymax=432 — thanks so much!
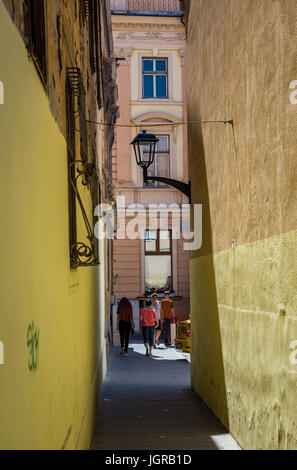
xmin=67 ymin=67 xmax=100 ymax=268
xmin=69 ymin=160 xmax=99 ymax=267
xmin=143 ymin=169 xmax=191 ymax=203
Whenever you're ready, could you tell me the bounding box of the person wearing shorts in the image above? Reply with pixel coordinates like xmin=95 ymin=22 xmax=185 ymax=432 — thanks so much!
xmin=140 ymin=300 xmax=159 ymax=357
xmin=161 ymin=292 xmax=175 ymax=347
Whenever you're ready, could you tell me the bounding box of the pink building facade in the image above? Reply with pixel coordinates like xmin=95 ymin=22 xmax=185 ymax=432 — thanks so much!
xmin=111 ymin=0 xmax=190 ymax=320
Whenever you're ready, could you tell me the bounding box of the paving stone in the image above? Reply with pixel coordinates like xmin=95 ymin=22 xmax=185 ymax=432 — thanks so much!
xmin=91 ymin=341 xmax=241 ymax=451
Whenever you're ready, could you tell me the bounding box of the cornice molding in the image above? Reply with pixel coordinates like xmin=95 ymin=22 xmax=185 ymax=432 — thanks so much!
xmin=114 ymin=30 xmax=186 ymax=42
xmin=111 ymin=20 xmax=184 ymax=32
xmin=132 ymin=111 xmax=182 ymax=126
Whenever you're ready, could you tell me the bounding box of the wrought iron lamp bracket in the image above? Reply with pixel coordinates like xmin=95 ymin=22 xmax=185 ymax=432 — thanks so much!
xmin=143 ymin=169 xmax=191 ymax=203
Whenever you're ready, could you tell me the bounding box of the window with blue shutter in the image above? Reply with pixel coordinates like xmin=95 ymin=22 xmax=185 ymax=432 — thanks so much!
xmin=142 ymin=58 xmax=168 ymax=99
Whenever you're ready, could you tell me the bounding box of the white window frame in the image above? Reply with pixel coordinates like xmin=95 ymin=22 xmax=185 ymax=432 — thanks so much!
xmin=138 ymin=52 xmax=173 ymax=101
xmin=140 ymin=233 xmax=178 ymax=296
xmin=142 ymin=58 xmax=168 ymax=99
xmin=145 ymin=135 xmax=170 ymax=187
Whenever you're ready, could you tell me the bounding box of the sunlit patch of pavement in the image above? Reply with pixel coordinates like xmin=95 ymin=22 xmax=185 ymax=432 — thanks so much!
xmin=130 ymin=342 xmax=190 ymax=362
xmin=211 ymin=434 xmax=242 ymax=450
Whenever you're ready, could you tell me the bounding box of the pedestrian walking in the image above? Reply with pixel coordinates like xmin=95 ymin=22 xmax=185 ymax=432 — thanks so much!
xmin=160 ymin=292 xmax=176 ymax=347
xmin=116 ymin=297 xmax=135 ymax=357
xmin=151 ymin=293 xmax=161 ymax=348
xmin=140 ymin=300 xmax=159 ymax=357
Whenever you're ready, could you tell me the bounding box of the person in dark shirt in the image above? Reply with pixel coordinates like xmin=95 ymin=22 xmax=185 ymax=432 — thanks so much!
xmin=116 ymin=297 xmax=135 ymax=357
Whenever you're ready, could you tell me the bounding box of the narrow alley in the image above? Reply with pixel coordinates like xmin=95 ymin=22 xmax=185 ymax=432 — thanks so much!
xmin=91 ymin=339 xmax=240 ymax=451
xmin=2 ymin=0 xmax=297 ymax=453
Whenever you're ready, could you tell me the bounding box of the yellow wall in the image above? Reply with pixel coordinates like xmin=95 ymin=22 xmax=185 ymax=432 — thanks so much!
xmin=0 ymin=2 xmax=103 ymax=449
xmin=191 ymin=230 xmax=297 ymax=449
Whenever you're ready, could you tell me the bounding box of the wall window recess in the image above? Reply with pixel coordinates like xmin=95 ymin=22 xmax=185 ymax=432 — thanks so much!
xmin=144 ymin=135 xmax=170 ymax=187
xmin=88 ymin=0 xmax=98 ymax=74
xmin=24 ymin=0 xmax=47 ymax=85
xmin=79 ymin=0 xmax=98 ymax=73
xmin=79 ymin=0 xmax=90 ymax=24
xmin=84 ymin=0 xmax=103 ymax=107
xmin=66 ymin=68 xmax=100 ymax=268
xmin=142 ymin=58 xmax=168 ymax=99
xmin=78 ymin=77 xmax=88 ymax=163
xmin=145 ymin=230 xmax=172 ymax=295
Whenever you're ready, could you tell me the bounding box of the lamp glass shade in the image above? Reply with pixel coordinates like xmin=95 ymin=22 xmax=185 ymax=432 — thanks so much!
xmin=131 ymin=131 xmax=159 ymax=170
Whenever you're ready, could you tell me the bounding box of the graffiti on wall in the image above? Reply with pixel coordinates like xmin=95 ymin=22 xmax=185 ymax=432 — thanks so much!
xmin=27 ymin=322 xmax=40 ymax=371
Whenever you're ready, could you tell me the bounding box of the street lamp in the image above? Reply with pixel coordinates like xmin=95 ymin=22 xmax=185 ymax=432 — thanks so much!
xmin=131 ymin=130 xmax=191 ymax=201
xmin=131 ymin=130 xmax=159 ymax=169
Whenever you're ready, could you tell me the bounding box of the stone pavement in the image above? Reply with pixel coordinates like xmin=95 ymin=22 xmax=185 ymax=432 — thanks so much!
xmin=91 ymin=339 xmax=241 ymax=451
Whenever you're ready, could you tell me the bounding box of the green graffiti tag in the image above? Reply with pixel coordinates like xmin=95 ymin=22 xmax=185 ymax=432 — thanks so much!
xmin=27 ymin=322 xmax=40 ymax=371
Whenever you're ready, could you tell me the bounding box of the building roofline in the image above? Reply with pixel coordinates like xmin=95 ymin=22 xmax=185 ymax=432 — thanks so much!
xmin=111 ymin=11 xmax=185 ymax=18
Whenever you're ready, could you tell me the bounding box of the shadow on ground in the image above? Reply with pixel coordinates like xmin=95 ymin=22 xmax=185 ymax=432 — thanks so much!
xmin=91 ymin=342 xmax=240 ymax=451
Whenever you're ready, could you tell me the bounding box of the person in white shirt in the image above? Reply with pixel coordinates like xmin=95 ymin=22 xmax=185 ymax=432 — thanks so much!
xmin=152 ymin=293 xmax=162 ymax=348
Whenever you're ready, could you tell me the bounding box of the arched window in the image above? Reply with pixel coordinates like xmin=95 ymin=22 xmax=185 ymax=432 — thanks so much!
xmin=145 ymin=134 xmax=170 ymax=187
xmin=133 ymin=112 xmax=182 ymax=187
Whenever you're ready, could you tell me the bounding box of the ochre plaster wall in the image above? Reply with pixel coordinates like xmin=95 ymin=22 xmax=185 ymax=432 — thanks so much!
xmin=0 ymin=1 xmax=104 ymax=449
xmin=186 ymin=0 xmax=297 ymax=449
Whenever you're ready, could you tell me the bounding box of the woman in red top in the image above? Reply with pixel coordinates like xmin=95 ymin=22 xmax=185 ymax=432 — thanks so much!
xmin=140 ymin=300 xmax=159 ymax=357
xmin=116 ymin=297 xmax=135 ymax=356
